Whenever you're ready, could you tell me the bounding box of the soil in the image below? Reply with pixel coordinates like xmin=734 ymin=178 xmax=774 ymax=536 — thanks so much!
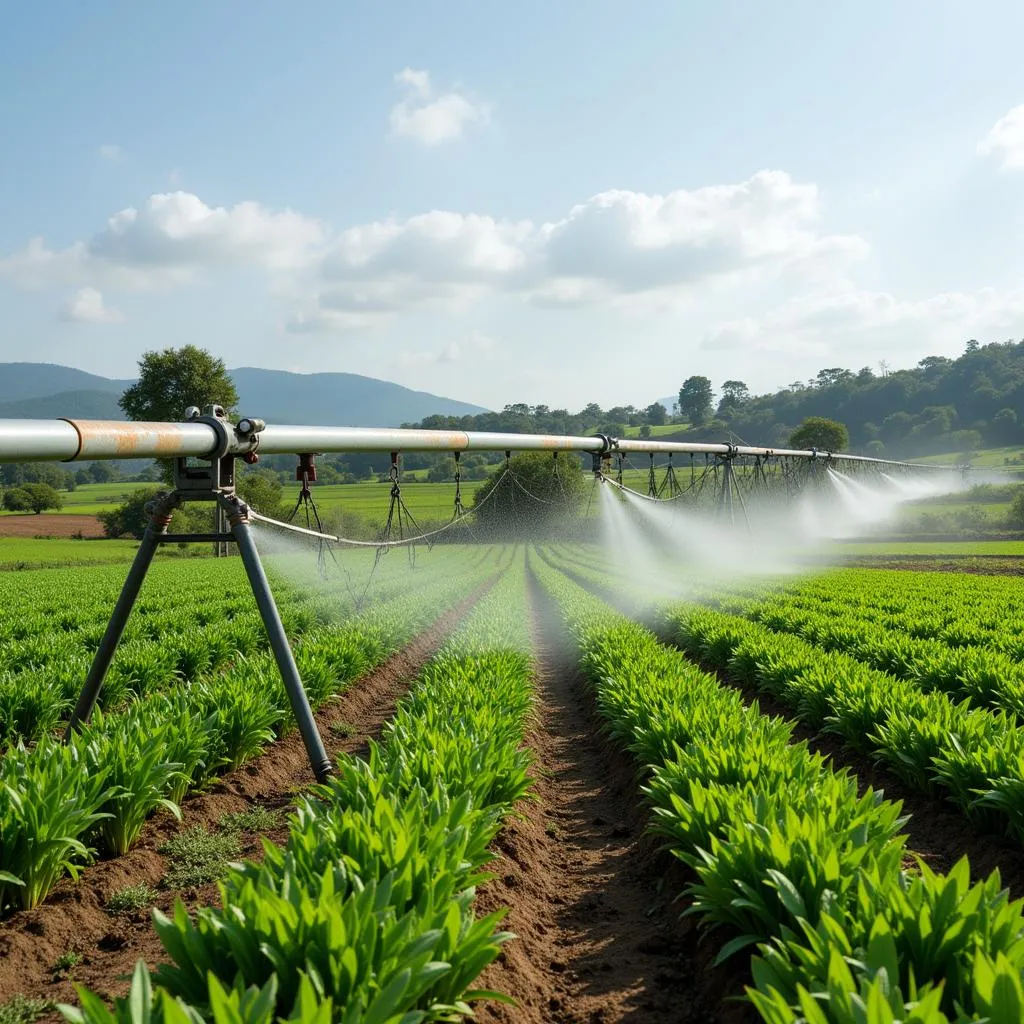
xmin=552 ymin=561 xmax=1024 ymax=905
xmin=0 ymin=514 xmax=105 ymax=538
xmin=842 ymin=556 xmax=1024 ymax=576
xmin=473 ymin=567 xmax=752 ymax=1024
xmin=0 ymin=581 xmax=493 ymax=1010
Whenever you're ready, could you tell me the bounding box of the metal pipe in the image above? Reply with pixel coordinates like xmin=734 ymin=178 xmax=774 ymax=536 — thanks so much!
xmin=65 ymin=511 xmax=171 ymax=736
xmin=0 ymin=416 xmax=960 ymax=471
xmin=225 ymin=498 xmax=333 ymax=783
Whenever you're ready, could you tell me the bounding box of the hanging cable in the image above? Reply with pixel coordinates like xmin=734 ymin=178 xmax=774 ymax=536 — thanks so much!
xmin=452 ymin=451 xmax=465 ymax=518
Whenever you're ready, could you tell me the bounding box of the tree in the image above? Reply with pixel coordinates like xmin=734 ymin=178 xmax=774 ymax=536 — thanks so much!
xmin=643 ymin=402 xmax=667 ymax=426
xmin=237 ymin=470 xmax=283 ymax=517
xmin=3 ymin=483 xmax=63 ymax=514
xmin=88 ymin=461 xmax=119 ymax=484
xmin=120 ymin=345 xmax=239 ymax=423
xmin=472 ymin=452 xmax=586 ymax=538
xmin=678 ymin=376 xmax=713 ymax=427
xmin=1009 ymin=489 xmax=1024 ymax=531
xmin=119 ymin=346 xmax=239 ymax=484
xmin=788 ymin=417 xmax=849 ymax=452
xmin=717 ymin=380 xmax=750 ymax=416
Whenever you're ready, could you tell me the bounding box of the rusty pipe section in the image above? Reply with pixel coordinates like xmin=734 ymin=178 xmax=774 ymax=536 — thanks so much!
xmin=0 ymin=418 xmax=237 ymax=462
xmin=0 ymin=417 xmax=959 ymax=471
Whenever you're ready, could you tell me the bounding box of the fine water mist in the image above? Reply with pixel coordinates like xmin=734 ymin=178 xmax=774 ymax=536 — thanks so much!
xmin=591 ymin=464 xmax=967 ymax=601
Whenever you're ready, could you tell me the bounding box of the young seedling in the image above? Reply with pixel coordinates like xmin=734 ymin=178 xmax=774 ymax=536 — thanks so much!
xmin=52 ymin=950 xmax=83 ymax=974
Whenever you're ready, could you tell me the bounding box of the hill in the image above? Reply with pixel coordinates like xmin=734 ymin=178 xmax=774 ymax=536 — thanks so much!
xmin=0 ymin=362 xmax=488 ymax=426
xmin=406 ymin=340 xmax=1024 ymax=461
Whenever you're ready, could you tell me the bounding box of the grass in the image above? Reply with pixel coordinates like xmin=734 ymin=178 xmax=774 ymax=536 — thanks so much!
xmin=0 ymin=997 xmax=54 ymax=1024
xmin=160 ymin=826 xmax=241 ymax=889
xmin=620 ymin=424 xmax=687 ymax=438
xmin=0 ymin=537 xmax=202 ymax=570
xmin=105 ymin=883 xmax=159 ymax=915
xmin=218 ymin=804 xmax=279 ymax=833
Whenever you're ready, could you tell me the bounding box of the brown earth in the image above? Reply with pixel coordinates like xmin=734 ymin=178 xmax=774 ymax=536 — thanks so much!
xmin=551 ymin=559 xmax=1024 ymax=907
xmin=0 ymin=582 xmax=492 ymax=1010
xmin=0 ymin=514 xmax=106 ymax=538
xmin=473 ymin=569 xmax=751 ymax=1024
xmin=842 ymin=556 xmax=1024 ymax=575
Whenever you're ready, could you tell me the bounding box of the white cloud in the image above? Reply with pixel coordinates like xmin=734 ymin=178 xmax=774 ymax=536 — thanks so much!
xmin=978 ymin=104 xmax=1024 ymax=170
xmin=1 ymin=192 xmax=325 ymax=295
xmin=292 ymin=170 xmax=865 ymax=327
xmin=99 ymin=144 xmax=122 ymax=162
xmin=59 ymin=287 xmax=124 ymax=323
xmin=389 ymin=67 xmax=489 ymax=145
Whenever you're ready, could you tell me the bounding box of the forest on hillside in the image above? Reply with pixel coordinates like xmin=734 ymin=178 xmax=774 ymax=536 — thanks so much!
xmin=406 ymin=339 xmax=1024 ymax=460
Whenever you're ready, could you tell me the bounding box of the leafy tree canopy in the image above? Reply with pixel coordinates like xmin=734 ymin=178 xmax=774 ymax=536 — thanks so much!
xmin=788 ymin=417 xmax=850 ymax=452
xmin=120 ymin=346 xmax=239 ymax=423
xmin=472 ymin=452 xmax=586 ymax=538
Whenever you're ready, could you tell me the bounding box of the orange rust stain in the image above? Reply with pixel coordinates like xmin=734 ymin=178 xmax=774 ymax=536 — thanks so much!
xmin=71 ymin=421 xmax=191 ymax=458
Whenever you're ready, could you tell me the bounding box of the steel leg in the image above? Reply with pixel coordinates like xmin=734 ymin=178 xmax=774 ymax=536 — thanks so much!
xmin=65 ymin=518 xmax=168 ymax=736
xmin=230 ymin=511 xmax=334 ymax=782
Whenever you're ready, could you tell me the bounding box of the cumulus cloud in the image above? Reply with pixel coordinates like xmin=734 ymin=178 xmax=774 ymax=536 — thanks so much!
xmin=0 ymin=172 xmax=881 ymax=339
xmin=59 ymin=287 xmax=124 ymax=323
xmin=291 ymin=170 xmax=866 ymax=327
xmin=978 ymin=103 xmax=1024 ymax=170
xmin=0 ymin=192 xmax=324 ymax=294
xmin=389 ymin=68 xmax=489 ymax=145
xmin=99 ymin=144 xmax=122 ymax=162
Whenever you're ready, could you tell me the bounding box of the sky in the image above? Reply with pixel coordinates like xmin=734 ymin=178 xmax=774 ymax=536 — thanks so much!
xmin=2 ymin=1 xmax=1024 ymax=412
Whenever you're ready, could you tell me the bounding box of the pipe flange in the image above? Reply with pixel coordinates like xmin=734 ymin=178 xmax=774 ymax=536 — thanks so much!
xmin=192 ymin=415 xmax=232 ymax=461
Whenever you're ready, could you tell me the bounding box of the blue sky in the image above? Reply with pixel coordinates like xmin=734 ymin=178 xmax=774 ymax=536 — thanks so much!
xmin=2 ymin=1 xmax=1023 ymax=410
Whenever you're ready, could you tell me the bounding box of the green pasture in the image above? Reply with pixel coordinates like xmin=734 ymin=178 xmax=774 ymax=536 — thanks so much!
xmin=0 ymin=537 xmax=164 ymax=569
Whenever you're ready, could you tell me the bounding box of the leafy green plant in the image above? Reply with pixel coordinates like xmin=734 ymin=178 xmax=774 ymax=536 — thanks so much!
xmin=0 ymin=996 xmax=54 ymax=1024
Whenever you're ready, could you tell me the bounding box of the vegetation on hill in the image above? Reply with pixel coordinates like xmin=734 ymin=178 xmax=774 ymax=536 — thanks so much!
xmin=409 ymin=339 xmax=1024 ymax=461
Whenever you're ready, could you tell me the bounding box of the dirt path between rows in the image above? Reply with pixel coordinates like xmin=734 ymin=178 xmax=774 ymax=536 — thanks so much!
xmin=0 ymin=579 xmax=494 ymax=1010
xmin=545 ymin=557 xmax=1024 ymax=915
xmin=473 ymin=568 xmax=748 ymax=1024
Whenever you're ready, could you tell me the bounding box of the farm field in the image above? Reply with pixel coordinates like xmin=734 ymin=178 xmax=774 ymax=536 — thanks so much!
xmin=4 ymin=539 xmax=1024 ymax=1021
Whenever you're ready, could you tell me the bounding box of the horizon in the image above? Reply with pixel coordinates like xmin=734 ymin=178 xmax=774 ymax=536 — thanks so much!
xmin=2 ymin=3 xmax=1023 ymax=410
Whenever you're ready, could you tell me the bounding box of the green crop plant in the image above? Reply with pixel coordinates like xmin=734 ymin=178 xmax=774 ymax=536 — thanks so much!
xmin=531 ymin=557 xmax=1024 ymax=1022
xmin=65 ymin=556 xmax=532 ymax=1022
xmin=77 ymin=708 xmax=184 ymax=856
xmin=0 ymin=740 xmax=113 ymax=912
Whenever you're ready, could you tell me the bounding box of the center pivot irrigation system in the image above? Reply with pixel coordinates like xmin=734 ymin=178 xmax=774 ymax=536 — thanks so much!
xmin=0 ymin=408 xmax=962 ymax=780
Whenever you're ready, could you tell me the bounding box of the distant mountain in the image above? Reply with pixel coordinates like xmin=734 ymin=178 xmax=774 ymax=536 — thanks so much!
xmin=0 ymin=364 xmax=131 ymax=404
xmin=0 ymin=389 xmax=125 ymax=420
xmin=229 ymin=367 xmax=487 ymax=425
xmin=0 ymin=362 xmax=488 ymax=426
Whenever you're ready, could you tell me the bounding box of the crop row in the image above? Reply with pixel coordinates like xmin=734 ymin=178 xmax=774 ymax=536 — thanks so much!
xmin=0 ymin=549 xmax=508 ymax=914
xmin=532 ymin=557 xmax=1024 ymax=1022
xmin=538 ymin=547 xmax=1024 ymax=846
xmin=64 ymin=555 xmax=535 ymax=1024
xmin=0 ymin=547 xmax=504 ymax=751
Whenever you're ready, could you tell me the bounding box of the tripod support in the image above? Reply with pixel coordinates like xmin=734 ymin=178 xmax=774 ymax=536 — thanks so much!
xmin=64 ymin=406 xmax=333 ymax=783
